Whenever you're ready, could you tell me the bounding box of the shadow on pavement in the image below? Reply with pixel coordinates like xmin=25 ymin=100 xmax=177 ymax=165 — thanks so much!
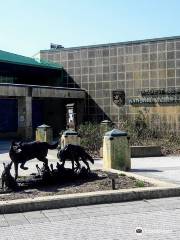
xmin=131 ymin=169 xmax=162 ymax=173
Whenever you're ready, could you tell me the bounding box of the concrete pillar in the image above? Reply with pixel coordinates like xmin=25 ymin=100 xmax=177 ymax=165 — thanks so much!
xmin=76 ymin=99 xmax=85 ymax=126
xmin=100 ymin=120 xmax=113 ymax=135
xmin=36 ymin=124 xmax=53 ymax=143
xmin=17 ymin=96 xmax=32 ymax=139
xmin=103 ymin=129 xmax=131 ymax=171
xmin=60 ymin=129 xmax=80 ymax=148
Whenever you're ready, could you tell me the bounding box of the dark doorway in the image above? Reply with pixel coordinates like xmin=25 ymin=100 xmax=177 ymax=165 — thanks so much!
xmin=32 ymin=99 xmax=44 ymax=129
xmin=0 ymin=99 xmax=18 ymax=132
xmin=43 ymin=98 xmax=66 ymax=136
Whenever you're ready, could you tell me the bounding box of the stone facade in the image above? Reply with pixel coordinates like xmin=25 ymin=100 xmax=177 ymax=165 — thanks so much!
xmin=0 ymin=49 xmax=87 ymax=138
xmin=0 ymin=84 xmax=85 ymax=138
xmin=40 ymin=36 xmax=180 ymax=132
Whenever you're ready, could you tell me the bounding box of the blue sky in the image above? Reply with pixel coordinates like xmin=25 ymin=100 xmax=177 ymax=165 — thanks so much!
xmin=0 ymin=0 xmax=180 ymax=56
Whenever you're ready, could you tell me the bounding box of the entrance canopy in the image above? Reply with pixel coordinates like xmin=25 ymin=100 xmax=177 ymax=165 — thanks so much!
xmin=0 ymin=49 xmax=62 ymax=70
xmin=0 ymin=83 xmax=85 ymax=99
xmin=0 ymin=49 xmax=63 ymax=87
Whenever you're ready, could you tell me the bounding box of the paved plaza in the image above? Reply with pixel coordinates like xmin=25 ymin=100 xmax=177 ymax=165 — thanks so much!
xmin=0 ymin=197 xmax=179 ymax=239
xmin=131 ymin=155 xmax=180 ymax=184
xmin=0 ymin=141 xmax=180 ymax=239
xmin=1 ymin=140 xmax=180 ymax=184
xmin=0 ymin=140 xmax=102 ymax=176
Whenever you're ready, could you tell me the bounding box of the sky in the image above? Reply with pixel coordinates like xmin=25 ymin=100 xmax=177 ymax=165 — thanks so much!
xmin=0 ymin=0 xmax=180 ymax=57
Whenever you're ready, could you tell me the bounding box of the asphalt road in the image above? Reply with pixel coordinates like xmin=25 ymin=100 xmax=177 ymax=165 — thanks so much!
xmin=0 ymin=197 xmax=180 ymax=239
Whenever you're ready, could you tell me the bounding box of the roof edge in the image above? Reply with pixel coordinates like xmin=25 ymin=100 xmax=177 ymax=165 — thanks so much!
xmin=40 ymin=35 xmax=180 ymax=52
xmin=0 ymin=49 xmax=63 ymax=70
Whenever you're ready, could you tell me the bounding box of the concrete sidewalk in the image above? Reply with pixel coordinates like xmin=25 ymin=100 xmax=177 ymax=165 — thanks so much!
xmin=31 ymin=150 xmax=180 ymax=186
xmin=0 ymin=140 xmax=180 ymax=185
xmin=1 ymin=140 xmax=180 ymax=214
xmin=1 ymin=197 xmax=180 ymax=240
xmin=131 ymin=155 xmax=180 ymax=185
xmin=0 ymin=140 xmax=102 ymax=177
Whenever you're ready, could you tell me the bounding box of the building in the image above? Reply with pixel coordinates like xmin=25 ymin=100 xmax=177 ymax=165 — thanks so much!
xmin=0 ymin=50 xmax=85 ymax=139
xmin=40 ymin=36 xmax=180 ymax=133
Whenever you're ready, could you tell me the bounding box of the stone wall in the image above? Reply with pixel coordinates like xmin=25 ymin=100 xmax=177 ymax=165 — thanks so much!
xmin=40 ymin=36 xmax=180 ymax=132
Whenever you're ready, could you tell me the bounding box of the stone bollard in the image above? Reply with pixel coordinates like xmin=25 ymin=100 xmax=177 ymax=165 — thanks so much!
xmin=36 ymin=124 xmax=53 ymax=143
xmin=103 ymin=129 xmax=131 ymax=171
xmin=100 ymin=120 xmax=113 ymax=135
xmin=60 ymin=129 xmax=81 ymax=148
xmin=99 ymin=120 xmax=113 ymax=157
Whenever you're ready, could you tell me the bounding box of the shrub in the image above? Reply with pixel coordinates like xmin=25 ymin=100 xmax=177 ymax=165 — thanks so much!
xmin=129 ymin=176 xmax=136 ymax=180
xmin=135 ymin=180 xmax=145 ymax=188
xmin=119 ymin=173 xmax=126 ymax=176
xmin=78 ymin=122 xmax=103 ymax=155
xmin=78 ymin=111 xmax=180 ymax=156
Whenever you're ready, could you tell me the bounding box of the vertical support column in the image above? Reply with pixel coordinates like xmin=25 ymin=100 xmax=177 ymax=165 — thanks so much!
xmin=18 ymin=96 xmax=32 ymax=139
xmin=25 ymin=96 xmax=32 ymax=139
xmin=76 ymin=100 xmax=85 ymax=126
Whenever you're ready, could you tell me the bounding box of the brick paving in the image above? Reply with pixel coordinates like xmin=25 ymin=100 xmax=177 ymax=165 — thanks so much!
xmin=0 ymin=197 xmax=179 ymax=239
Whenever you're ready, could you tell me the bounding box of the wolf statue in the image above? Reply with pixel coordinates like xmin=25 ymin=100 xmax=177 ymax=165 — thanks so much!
xmin=9 ymin=141 xmax=58 ymax=179
xmin=57 ymin=144 xmax=94 ymax=171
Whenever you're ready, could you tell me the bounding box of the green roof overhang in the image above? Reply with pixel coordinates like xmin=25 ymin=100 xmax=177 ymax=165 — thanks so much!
xmin=0 ymin=50 xmax=62 ymax=70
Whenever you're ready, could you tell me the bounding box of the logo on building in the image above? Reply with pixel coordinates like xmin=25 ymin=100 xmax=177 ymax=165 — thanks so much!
xmin=112 ymin=90 xmax=125 ymax=106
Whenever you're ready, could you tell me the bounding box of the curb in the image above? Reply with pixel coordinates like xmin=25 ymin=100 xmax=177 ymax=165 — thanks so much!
xmin=109 ymin=168 xmax=178 ymax=188
xmin=0 ymin=169 xmax=180 ymax=214
xmin=1 ymin=186 xmax=180 ymax=214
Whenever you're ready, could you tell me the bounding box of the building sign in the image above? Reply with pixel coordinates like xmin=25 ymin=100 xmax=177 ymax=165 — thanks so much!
xmin=112 ymin=90 xmax=125 ymax=106
xmin=141 ymin=88 xmax=180 ymax=96
xmin=129 ymin=88 xmax=180 ymax=105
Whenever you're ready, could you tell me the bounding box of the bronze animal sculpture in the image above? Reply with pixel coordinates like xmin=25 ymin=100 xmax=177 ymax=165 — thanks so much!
xmin=9 ymin=140 xmax=58 ymax=179
xmin=36 ymin=163 xmax=52 ymax=183
xmin=1 ymin=162 xmax=18 ymax=191
xmin=57 ymin=144 xmax=94 ymax=171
